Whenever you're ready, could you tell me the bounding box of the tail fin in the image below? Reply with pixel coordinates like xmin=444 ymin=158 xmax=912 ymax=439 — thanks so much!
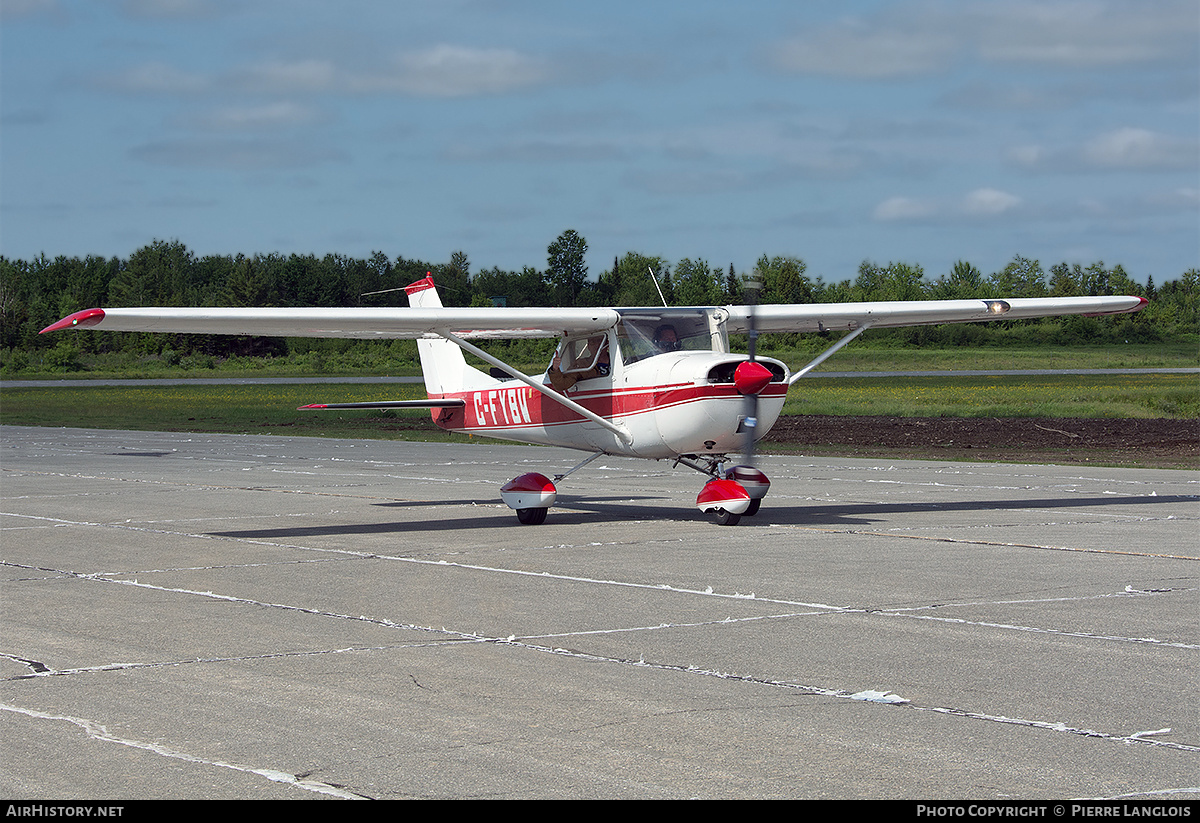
xmin=404 ymin=276 xmax=493 ymax=396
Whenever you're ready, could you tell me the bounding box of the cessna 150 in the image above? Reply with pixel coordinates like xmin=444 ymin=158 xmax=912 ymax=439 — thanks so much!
xmin=41 ymin=276 xmax=1146 ymax=525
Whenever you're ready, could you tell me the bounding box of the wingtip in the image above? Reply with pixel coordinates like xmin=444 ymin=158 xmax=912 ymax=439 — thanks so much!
xmin=1083 ymin=296 xmax=1150 ymax=317
xmin=40 ymin=308 xmax=106 ymax=334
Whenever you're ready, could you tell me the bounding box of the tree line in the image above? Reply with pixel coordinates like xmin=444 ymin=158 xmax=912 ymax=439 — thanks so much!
xmin=1 ymin=231 xmax=1196 ymax=369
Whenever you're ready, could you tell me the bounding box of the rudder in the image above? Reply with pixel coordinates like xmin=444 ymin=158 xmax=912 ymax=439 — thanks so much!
xmin=404 ymin=276 xmax=491 ymax=396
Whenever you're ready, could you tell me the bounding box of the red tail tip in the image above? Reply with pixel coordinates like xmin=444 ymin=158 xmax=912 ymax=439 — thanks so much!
xmin=404 ymin=275 xmax=437 ymax=295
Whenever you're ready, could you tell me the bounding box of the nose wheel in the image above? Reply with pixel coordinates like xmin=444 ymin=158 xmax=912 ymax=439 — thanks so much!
xmin=696 ymin=477 xmax=751 ymax=526
xmin=695 ymin=466 xmax=770 ymax=526
xmin=515 ymin=507 xmax=548 ymax=525
xmin=711 ymin=508 xmax=742 ymax=526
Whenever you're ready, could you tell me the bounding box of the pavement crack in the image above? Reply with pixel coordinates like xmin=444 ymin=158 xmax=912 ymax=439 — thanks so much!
xmin=0 ymin=702 xmax=372 ymax=799
xmin=2 ymin=654 xmax=51 ymax=675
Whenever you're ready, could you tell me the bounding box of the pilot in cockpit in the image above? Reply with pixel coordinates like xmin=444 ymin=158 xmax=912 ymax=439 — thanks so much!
xmin=547 ymin=335 xmax=609 ymax=393
xmin=652 ymin=324 xmax=681 ymax=352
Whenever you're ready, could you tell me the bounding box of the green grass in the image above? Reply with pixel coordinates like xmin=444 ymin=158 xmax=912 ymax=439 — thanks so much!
xmin=0 ymin=382 xmax=455 ymax=440
xmin=796 ymin=342 xmax=1198 ymax=373
xmin=786 ymin=373 xmax=1200 ymax=418
xmin=1 ymin=373 xmax=1195 ymax=444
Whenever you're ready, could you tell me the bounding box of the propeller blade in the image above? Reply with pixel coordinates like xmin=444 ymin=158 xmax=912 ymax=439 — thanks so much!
xmin=742 ymin=275 xmax=762 ymax=466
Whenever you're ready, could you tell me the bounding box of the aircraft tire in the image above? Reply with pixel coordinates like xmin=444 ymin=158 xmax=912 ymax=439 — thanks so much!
xmin=516 ymin=507 xmax=548 ymax=525
xmin=713 ymin=508 xmax=741 ymax=526
xmin=744 ymin=498 xmax=761 ymax=516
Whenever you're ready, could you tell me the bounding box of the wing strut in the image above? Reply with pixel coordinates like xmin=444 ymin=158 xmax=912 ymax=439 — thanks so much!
xmin=437 ymin=330 xmax=634 ymax=445
xmin=787 ymin=323 xmax=873 ymax=385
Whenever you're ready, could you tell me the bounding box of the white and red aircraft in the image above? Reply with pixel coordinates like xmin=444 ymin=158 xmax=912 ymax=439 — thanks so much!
xmin=41 ymin=276 xmax=1146 ymax=525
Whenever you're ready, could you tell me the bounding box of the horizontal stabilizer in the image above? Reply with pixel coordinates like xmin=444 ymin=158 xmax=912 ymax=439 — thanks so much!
xmin=298 ymin=399 xmax=467 ymax=410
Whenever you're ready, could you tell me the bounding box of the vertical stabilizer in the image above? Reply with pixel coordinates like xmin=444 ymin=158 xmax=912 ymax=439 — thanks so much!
xmin=403 ymin=276 xmax=493 ymax=396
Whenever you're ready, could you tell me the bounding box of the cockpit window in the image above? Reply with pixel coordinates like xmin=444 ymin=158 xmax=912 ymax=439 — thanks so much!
xmin=556 ymin=334 xmax=609 ymax=374
xmin=616 ymin=309 xmax=714 ymax=364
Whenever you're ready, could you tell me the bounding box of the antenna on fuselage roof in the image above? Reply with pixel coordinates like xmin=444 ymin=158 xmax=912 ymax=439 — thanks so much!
xmin=648 ymin=268 xmax=668 ymax=307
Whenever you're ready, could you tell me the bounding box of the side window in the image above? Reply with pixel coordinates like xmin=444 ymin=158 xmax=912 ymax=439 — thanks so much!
xmin=559 ymin=335 xmax=609 ymax=374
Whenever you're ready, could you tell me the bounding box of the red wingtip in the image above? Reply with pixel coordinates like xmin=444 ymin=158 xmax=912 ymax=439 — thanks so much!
xmin=40 ymin=308 xmax=106 ymax=334
xmin=297 ymin=404 xmax=329 ymax=410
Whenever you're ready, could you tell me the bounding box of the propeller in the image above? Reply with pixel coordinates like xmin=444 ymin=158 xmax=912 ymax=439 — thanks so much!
xmin=726 ymin=274 xmax=772 ymax=517
xmin=739 ymin=275 xmax=763 ymax=463
xmin=693 ymin=273 xmax=771 ymax=525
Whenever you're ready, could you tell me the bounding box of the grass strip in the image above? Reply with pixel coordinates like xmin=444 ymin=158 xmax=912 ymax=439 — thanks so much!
xmin=1 ymin=374 xmax=1195 ymax=441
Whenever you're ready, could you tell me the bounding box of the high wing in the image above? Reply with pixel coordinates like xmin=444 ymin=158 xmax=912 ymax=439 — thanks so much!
xmin=724 ymin=295 xmax=1147 ymax=334
xmin=41 ymin=295 xmax=1145 ymax=340
xmin=40 ymin=306 xmax=621 ymax=340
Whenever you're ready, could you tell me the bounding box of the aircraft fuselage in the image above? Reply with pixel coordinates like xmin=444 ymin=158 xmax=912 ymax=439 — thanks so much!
xmin=430 ymin=350 xmax=790 ymax=459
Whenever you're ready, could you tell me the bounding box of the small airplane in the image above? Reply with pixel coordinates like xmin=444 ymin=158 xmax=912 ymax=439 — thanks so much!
xmin=41 ymin=276 xmax=1146 ymax=525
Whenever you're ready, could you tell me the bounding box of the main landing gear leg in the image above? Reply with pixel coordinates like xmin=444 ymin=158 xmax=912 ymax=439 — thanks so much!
xmin=500 ymin=451 xmax=606 ymax=525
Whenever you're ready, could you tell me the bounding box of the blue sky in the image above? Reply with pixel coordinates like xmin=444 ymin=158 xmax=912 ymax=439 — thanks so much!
xmin=2 ymin=0 xmax=1197 ymax=286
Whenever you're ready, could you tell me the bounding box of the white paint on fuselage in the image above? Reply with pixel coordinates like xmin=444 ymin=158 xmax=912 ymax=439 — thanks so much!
xmin=458 ymin=350 xmax=789 ymax=460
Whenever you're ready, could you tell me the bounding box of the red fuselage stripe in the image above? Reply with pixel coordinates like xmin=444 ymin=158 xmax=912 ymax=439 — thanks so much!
xmin=428 ymin=382 xmax=787 ymax=432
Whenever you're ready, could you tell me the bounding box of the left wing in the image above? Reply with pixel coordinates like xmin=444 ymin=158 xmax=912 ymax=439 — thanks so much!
xmin=40 ymin=306 xmax=621 ymax=340
xmin=724 ymin=295 xmax=1146 ymax=334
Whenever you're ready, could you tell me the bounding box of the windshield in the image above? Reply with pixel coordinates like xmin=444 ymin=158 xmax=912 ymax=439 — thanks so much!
xmin=615 ymin=309 xmax=715 ymax=364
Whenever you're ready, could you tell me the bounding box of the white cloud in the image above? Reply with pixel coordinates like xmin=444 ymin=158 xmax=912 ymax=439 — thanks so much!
xmin=1006 ymin=145 xmax=1048 ymax=169
xmin=1008 ymin=128 xmax=1199 ymax=172
xmin=963 ymin=187 xmax=1021 ymax=215
xmin=234 ymin=60 xmax=339 ymax=94
xmin=973 ymin=0 xmax=1197 ymax=68
xmin=1083 ymin=127 xmax=1199 ymax=170
xmin=873 ymin=189 xmax=1023 ymax=222
xmin=772 ymin=24 xmax=955 ymax=79
xmin=0 ymin=0 xmax=59 ymax=20
xmin=102 ymin=62 xmax=209 ymax=94
xmin=387 ymin=45 xmax=547 ymax=97
xmin=770 ymin=0 xmax=1198 ymax=79
xmin=131 ymin=137 xmax=342 ymax=170
xmin=230 ymin=47 xmax=547 ymax=98
xmin=121 ymin=0 xmax=226 ymax=19
xmin=873 ymin=196 xmax=935 ymax=221
xmin=188 ymin=102 xmax=321 ymax=132
xmin=444 ymin=138 xmax=626 ymax=164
